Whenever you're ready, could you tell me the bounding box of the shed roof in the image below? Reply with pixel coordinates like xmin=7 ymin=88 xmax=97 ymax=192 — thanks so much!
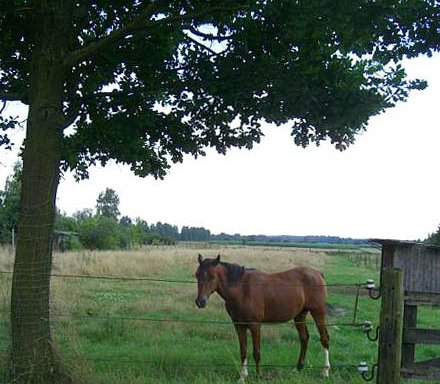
xmin=369 ymin=238 xmax=440 ymax=250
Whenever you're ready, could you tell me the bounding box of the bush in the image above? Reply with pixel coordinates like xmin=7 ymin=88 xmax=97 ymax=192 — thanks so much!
xmin=78 ymin=216 xmax=121 ymax=250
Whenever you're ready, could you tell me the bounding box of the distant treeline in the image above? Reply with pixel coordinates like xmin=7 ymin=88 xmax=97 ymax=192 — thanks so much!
xmin=47 ymin=214 xmax=373 ymax=251
xmin=0 ymin=165 xmax=371 ymax=250
xmin=211 ymin=233 xmax=370 ymax=246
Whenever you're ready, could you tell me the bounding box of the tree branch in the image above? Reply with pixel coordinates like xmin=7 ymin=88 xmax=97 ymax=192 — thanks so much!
xmin=0 ymin=92 xmax=27 ymax=104
xmin=64 ymin=2 xmax=163 ymax=68
xmin=0 ymin=101 xmax=6 ymax=114
xmin=184 ymin=34 xmax=227 ymax=56
xmin=187 ymin=26 xmax=233 ymax=42
xmin=64 ymin=2 xmax=244 ymax=69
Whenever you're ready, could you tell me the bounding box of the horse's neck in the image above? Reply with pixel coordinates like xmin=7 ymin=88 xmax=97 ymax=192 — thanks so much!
xmin=216 ymin=270 xmax=242 ymax=304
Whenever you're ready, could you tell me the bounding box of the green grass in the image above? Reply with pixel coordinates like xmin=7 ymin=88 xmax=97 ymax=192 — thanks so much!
xmin=1 ymin=246 xmax=439 ymax=383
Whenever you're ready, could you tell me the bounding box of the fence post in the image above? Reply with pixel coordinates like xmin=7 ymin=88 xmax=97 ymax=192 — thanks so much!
xmin=377 ymin=268 xmax=404 ymax=384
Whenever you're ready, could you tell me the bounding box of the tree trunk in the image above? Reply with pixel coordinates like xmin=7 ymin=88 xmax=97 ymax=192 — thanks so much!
xmin=10 ymin=2 xmax=74 ymax=383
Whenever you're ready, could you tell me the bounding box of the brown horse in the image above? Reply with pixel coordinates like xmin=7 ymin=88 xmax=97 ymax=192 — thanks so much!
xmin=194 ymin=254 xmax=330 ymax=382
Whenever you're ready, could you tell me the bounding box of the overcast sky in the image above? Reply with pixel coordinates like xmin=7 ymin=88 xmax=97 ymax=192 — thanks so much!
xmin=1 ymin=53 xmax=439 ymax=240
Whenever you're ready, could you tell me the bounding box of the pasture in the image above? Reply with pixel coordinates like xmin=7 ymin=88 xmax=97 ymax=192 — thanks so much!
xmin=0 ymin=244 xmax=439 ymax=383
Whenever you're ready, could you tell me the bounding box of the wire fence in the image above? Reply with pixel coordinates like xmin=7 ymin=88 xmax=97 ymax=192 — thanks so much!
xmin=0 ymin=269 xmax=371 ymax=326
xmin=0 ymin=268 xmax=382 ymax=383
xmin=0 ymin=269 xmax=367 ymax=288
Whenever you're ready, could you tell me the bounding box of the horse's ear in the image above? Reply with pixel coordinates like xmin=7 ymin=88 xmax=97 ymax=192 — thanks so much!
xmin=214 ymin=255 xmax=221 ymax=265
xmin=198 ymin=254 xmax=203 ymax=264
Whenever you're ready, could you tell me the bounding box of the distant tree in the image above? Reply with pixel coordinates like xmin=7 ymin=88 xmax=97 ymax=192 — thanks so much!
xmin=78 ymin=215 xmax=120 ymax=250
xmin=151 ymin=222 xmax=179 ymax=240
xmin=426 ymin=225 xmax=440 ymax=246
xmin=72 ymin=208 xmax=94 ymax=222
xmin=126 ymin=218 xmax=149 ymax=248
xmin=1 ymin=1 xmax=439 ymax=382
xmin=118 ymin=215 xmax=134 ymax=249
xmin=119 ymin=215 xmax=132 ymax=227
xmin=96 ymin=188 xmax=120 ymax=220
xmin=0 ymin=161 xmax=21 ymax=244
xmin=181 ymin=226 xmax=211 ymax=241
xmin=54 ymin=210 xmax=78 ymax=233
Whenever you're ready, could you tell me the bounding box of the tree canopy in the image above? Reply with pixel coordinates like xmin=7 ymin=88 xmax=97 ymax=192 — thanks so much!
xmin=1 ymin=1 xmax=438 ymax=178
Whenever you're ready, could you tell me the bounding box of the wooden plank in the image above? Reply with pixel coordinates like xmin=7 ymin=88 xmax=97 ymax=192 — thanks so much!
xmin=402 ymin=303 xmax=417 ymax=367
xmin=401 ymin=367 xmax=440 ymax=381
xmin=376 ymin=268 xmax=403 ymax=384
xmin=405 ymin=292 xmax=440 ymax=305
xmin=401 ymin=360 xmax=440 ymax=381
xmin=404 ymin=328 xmax=440 ymax=344
xmin=414 ymin=357 xmax=440 ymax=368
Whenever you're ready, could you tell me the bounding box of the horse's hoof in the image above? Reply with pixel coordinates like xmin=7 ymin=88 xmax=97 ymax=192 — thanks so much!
xmin=297 ymin=363 xmax=304 ymax=371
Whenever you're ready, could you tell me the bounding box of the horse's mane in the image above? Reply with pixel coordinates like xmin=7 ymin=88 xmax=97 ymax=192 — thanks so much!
xmin=220 ymin=262 xmax=246 ymax=284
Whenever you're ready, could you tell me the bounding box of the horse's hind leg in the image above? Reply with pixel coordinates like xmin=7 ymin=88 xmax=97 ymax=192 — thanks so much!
xmin=310 ymin=309 xmax=330 ymax=377
xmin=235 ymin=324 xmax=248 ymax=383
xmin=294 ymin=310 xmax=309 ymax=371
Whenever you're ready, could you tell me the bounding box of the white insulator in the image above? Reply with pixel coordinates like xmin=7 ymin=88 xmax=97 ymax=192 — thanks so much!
xmin=362 ymin=320 xmax=372 ymax=332
xmin=358 ymin=361 xmax=369 ymax=374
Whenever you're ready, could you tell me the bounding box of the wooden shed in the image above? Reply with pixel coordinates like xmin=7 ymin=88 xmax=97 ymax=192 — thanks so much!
xmin=370 ymin=239 xmax=440 ymax=381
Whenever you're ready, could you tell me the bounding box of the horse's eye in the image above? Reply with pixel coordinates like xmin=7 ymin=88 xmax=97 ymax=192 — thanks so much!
xmin=195 ymin=270 xmax=213 ymax=281
xmin=206 ymin=273 xmax=214 ymax=281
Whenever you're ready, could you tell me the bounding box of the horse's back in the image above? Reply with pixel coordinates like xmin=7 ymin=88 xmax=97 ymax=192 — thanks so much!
xmin=278 ymin=266 xmax=326 ymax=309
xmin=241 ymin=266 xmax=326 ymax=322
xmin=279 ymin=266 xmax=325 ymax=286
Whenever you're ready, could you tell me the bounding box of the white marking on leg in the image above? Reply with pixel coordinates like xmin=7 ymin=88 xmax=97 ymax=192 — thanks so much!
xmin=238 ymin=358 xmax=248 ymax=383
xmin=323 ymin=348 xmax=330 ymax=378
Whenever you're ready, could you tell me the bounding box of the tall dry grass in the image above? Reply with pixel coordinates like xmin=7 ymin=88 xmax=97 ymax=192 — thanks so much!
xmin=48 ymin=244 xmax=330 ymax=328
xmin=1 ymin=243 xmax=329 ymax=276
xmin=1 ymin=244 xmax=329 ymax=313
xmin=1 ymin=244 xmax=329 ymax=315
xmin=0 ymin=246 xmax=13 ymax=272
xmin=52 ymin=244 xmax=329 ymax=277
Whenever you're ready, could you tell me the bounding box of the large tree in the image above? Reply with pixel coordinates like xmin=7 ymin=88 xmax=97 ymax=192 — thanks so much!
xmin=0 ymin=1 xmax=439 ymax=382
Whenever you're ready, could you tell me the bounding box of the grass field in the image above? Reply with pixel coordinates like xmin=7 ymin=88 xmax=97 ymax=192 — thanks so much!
xmin=0 ymin=244 xmax=439 ymax=383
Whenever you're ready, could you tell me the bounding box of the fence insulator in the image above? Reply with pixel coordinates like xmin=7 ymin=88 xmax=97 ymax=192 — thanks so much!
xmin=362 ymin=320 xmax=372 ymax=332
xmin=362 ymin=320 xmax=380 ymax=341
xmin=358 ymin=362 xmax=377 ymax=382
xmin=365 ymin=279 xmax=381 ymax=300
xmin=358 ymin=361 xmax=369 ymax=374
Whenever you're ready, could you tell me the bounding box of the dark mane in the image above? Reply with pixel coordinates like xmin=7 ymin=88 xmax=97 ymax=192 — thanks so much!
xmin=220 ymin=261 xmax=246 ymax=284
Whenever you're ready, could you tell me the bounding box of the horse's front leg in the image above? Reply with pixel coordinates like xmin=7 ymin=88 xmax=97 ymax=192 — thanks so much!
xmin=250 ymin=324 xmax=261 ymax=376
xmin=235 ymin=324 xmax=248 ymax=383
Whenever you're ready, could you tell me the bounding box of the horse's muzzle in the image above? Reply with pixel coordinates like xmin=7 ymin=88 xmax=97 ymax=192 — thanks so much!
xmin=195 ymin=296 xmax=207 ymax=308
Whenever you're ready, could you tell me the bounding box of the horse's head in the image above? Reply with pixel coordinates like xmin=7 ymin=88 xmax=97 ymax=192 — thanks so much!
xmin=194 ymin=254 xmax=221 ymax=309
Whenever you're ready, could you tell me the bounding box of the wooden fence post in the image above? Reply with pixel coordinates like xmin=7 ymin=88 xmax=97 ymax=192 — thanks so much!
xmin=377 ymin=268 xmax=404 ymax=384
